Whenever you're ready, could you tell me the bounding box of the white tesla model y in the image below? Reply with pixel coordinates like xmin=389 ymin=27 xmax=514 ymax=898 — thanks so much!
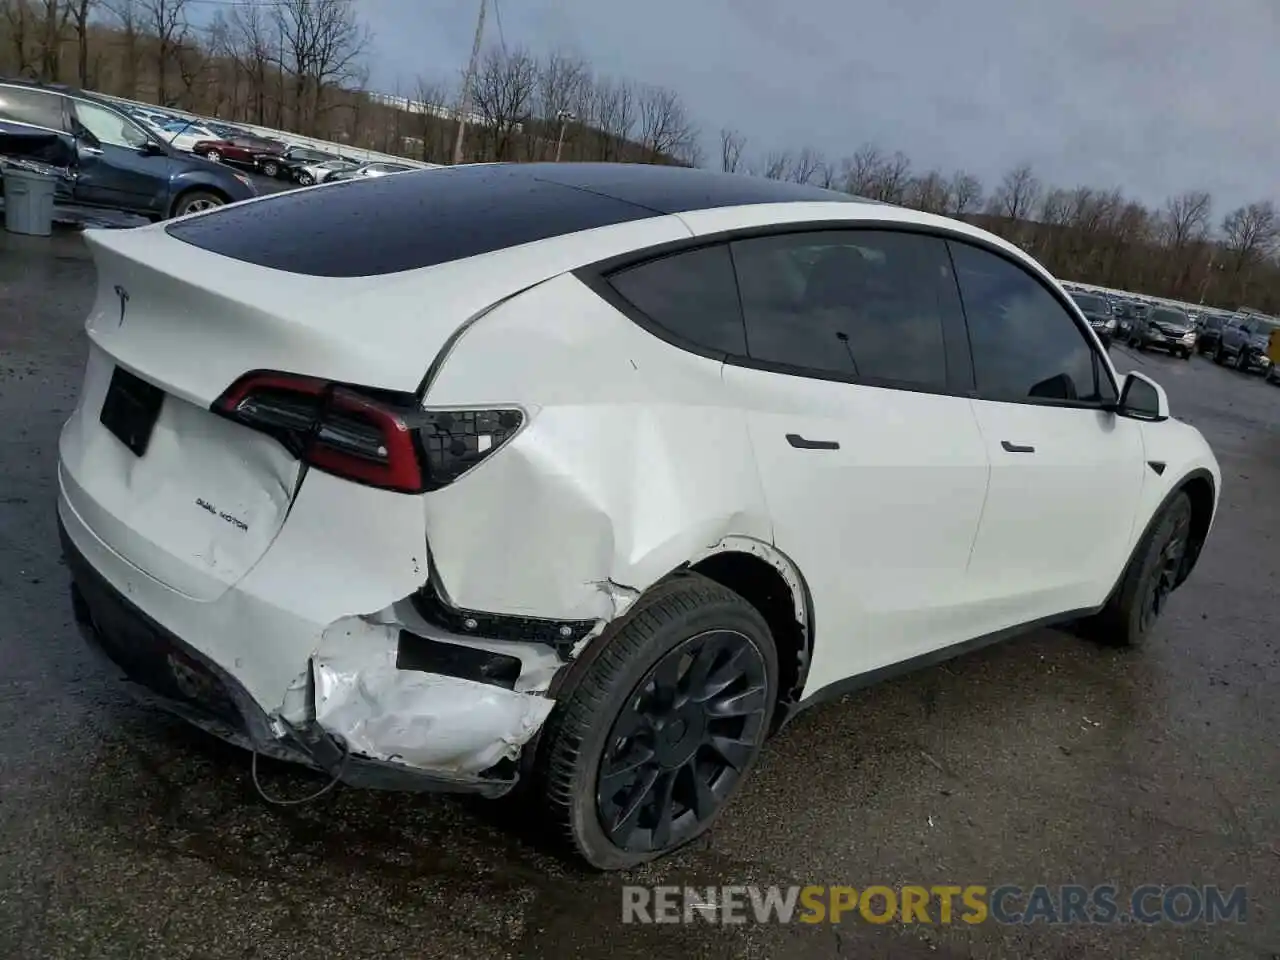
xmin=59 ymin=163 xmax=1220 ymax=868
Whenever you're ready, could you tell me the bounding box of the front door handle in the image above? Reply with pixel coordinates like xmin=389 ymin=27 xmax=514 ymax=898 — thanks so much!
xmin=786 ymin=433 xmax=840 ymax=451
xmin=1001 ymin=440 xmax=1036 ymax=453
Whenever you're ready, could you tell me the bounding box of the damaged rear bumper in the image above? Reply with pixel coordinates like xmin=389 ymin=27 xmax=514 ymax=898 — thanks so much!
xmin=61 ymin=520 xmax=546 ymax=798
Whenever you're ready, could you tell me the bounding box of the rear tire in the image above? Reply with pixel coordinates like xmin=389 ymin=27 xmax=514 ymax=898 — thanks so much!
xmin=536 ymin=574 xmax=778 ymax=870
xmin=1090 ymin=492 xmax=1193 ymax=647
xmin=261 ymin=160 xmax=280 ymax=178
xmin=1235 ymin=349 xmax=1249 ymax=372
xmin=206 ymin=149 xmax=222 ymax=163
xmin=297 ymin=172 xmax=315 ymax=186
xmin=1213 ymin=343 xmax=1226 ymax=365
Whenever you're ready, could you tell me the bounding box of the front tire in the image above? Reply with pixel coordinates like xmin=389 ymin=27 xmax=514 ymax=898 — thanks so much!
xmin=261 ymin=160 xmax=280 ymax=178
xmin=537 ymin=574 xmax=778 ymax=870
xmin=297 ymin=172 xmax=315 ymax=186
xmin=1092 ymin=492 xmax=1192 ymax=647
xmin=206 ymin=149 xmax=222 ymax=163
xmin=1213 ymin=343 xmax=1226 ymax=365
xmin=170 ymin=189 xmax=226 ymax=218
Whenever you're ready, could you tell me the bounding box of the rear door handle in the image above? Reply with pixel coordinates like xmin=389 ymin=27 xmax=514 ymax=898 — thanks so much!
xmin=786 ymin=433 xmax=839 ymax=450
xmin=1001 ymin=440 xmax=1036 ymax=453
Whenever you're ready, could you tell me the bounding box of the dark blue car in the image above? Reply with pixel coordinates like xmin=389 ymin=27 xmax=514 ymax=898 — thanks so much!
xmin=0 ymin=80 xmax=255 ymax=219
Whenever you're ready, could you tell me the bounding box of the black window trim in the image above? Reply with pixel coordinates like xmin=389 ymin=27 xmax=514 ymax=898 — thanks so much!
xmin=575 ymin=218 xmax=1118 ymax=408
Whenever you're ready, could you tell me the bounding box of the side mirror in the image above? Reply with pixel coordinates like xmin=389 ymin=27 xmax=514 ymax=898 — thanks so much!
xmin=1117 ymin=371 xmax=1169 ymax=422
xmin=138 ymin=140 xmax=165 ymax=157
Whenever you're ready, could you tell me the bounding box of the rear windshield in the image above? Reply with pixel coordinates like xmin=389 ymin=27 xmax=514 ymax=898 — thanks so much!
xmin=165 ymin=166 xmax=658 ymax=277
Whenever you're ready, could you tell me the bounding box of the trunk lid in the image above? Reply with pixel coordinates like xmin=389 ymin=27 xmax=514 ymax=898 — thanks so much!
xmin=63 ymin=226 xmax=488 ymax=601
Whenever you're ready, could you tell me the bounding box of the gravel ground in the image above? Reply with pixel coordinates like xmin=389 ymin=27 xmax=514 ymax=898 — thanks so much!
xmin=0 ymin=228 xmax=1276 ymax=959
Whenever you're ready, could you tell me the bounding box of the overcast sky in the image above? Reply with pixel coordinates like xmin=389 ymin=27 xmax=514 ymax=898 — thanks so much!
xmin=355 ymin=0 xmax=1277 ymax=218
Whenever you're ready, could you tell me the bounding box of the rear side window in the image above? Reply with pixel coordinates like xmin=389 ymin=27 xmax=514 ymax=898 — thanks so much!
xmin=950 ymin=241 xmax=1113 ymax=404
xmin=607 ymin=245 xmax=746 ymax=356
xmin=730 ymin=230 xmax=955 ymax=389
xmin=0 ymin=86 xmax=65 ymax=131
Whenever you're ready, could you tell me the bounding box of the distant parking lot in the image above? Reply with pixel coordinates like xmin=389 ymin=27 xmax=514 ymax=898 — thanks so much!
xmin=0 ymin=230 xmax=1277 ymax=959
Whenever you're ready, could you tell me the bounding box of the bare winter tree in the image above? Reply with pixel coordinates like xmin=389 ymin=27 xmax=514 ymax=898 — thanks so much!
xmin=904 ymin=169 xmax=948 ymax=214
xmin=1163 ymin=190 xmax=1212 ymax=249
xmin=636 ymin=83 xmax=697 ymax=161
xmin=36 ymin=0 xmax=70 ymax=81
xmin=990 ymin=163 xmax=1042 ymax=222
xmin=534 ymin=52 xmax=588 ymax=159
xmin=67 ymin=0 xmax=99 ymax=86
xmin=866 ymin=150 xmax=911 ymax=203
xmin=838 ymin=144 xmax=885 ymax=196
xmin=588 ymin=76 xmax=636 ymax=161
xmin=0 ymin=0 xmax=36 ymax=76
xmin=1222 ymin=201 xmax=1280 ymax=281
xmin=414 ymin=76 xmax=455 ymax=163
xmin=222 ymin=0 xmax=278 ymax=125
xmin=103 ymin=0 xmax=140 ymax=97
xmin=274 ymin=0 xmax=370 ymax=136
xmin=470 ymin=47 xmax=536 ymax=161
xmin=718 ymin=128 xmax=746 ymax=173
xmin=787 ymin=146 xmax=823 ymax=185
xmin=138 ymin=0 xmax=189 ymax=105
xmin=946 ymin=170 xmax=983 ymax=216
xmin=761 ymin=149 xmax=791 ymax=180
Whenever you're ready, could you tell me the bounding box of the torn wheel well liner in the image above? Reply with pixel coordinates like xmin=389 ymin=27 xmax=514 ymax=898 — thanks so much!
xmin=689 ymin=551 xmax=811 ymax=725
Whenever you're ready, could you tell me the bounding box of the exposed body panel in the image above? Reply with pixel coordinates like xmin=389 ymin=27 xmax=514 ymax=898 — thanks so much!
xmin=421 ymin=273 xmax=772 ymax=620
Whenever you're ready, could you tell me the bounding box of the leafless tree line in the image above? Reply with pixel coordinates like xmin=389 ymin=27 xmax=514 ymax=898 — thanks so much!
xmin=717 ymin=127 xmax=1280 ymax=312
xmin=2 ymin=1 xmax=1276 ymax=309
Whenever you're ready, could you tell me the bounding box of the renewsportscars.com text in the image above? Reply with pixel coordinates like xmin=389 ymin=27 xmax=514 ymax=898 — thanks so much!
xmin=621 ymin=884 xmax=1248 ymax=926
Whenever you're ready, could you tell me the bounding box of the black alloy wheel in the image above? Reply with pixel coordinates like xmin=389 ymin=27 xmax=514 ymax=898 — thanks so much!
xmin=536 ymin=573 xmax=778 ymax=869
xmin=595 ymin=629 xmax=769 ymax=855
xmin=1088 ymin=491 xmax=1193 ymax=647
xmin=1136 ymin=502 xmax=1191 ymax=635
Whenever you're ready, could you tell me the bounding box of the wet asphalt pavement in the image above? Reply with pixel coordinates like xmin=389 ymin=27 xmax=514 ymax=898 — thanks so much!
xmin=1 ymin=228 xmax=1277 ymax=959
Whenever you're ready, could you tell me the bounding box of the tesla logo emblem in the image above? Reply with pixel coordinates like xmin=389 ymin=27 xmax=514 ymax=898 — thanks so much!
xmin=113 ymin=284 xmax=129 ymax=327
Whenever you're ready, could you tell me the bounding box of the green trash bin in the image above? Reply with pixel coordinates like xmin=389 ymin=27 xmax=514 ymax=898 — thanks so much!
xmin=3 ymin=166 xmax=57 ymax=236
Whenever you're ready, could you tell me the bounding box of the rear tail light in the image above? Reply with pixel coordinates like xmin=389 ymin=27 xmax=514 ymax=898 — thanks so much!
xmin=213 ymin=370 xmax=522 ymax=493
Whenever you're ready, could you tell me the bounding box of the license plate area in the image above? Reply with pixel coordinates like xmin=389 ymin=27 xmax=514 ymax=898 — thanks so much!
xmin=100 ymin=366 xmax=164 ymax=456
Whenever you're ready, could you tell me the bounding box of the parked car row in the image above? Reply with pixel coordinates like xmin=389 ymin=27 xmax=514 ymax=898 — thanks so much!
xmin=1207 ymin=312 xmax=1280 ymax=380
xmin=0 ymin=79 xmax=255 ymax=219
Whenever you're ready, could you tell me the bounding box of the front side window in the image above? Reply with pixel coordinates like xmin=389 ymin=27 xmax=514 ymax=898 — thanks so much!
xmin=950 ymin=241 xmax=1114 ymax=404
xmin=607 ymin=244 xmax=746 ymax=356
xmin=730 ymin=230 xmax=955 ymax=388
xmin=72 ymin=100 xmax=150 ymax=148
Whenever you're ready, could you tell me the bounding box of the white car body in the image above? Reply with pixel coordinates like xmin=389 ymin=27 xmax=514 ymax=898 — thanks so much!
xmin=58 ymin=164 xmax=1220 ymax=852
xmin=159 ymin=122 xmax=217 ymax=154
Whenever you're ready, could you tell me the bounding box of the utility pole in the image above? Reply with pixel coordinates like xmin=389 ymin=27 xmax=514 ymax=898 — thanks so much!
xmin=554 ymin=110 xmax=574 ymax=162
xmin=452 ymin=0 xmax=486 ymax=165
